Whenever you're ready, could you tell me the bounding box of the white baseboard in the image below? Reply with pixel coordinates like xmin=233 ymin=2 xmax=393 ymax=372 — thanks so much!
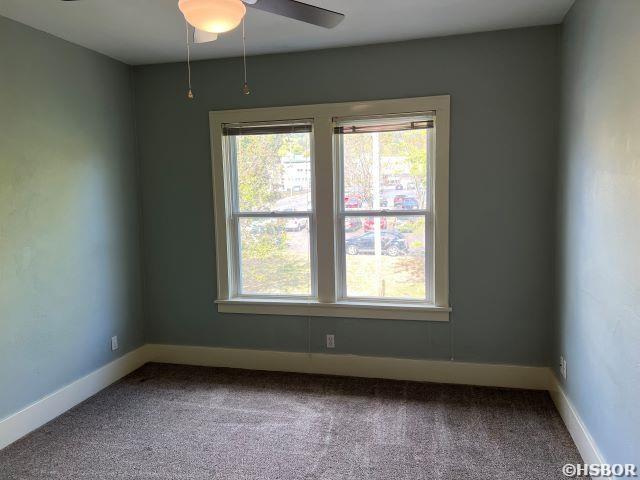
xmin=549 ymin=373 xmax=607 ymax=475
xmin=147 ymin=344 xmax=552 ymax=390
xmin=0 ymin=345 xmax=150 ymax=450
xmin=0 ymin=341 xmax=607 ymax=474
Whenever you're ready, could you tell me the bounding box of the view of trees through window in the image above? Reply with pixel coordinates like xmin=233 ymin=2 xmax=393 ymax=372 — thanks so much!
xmin=232 ymin=129 xmax=312 ymax=295
xmin=229 ymin=119 xmax=431 ymax=299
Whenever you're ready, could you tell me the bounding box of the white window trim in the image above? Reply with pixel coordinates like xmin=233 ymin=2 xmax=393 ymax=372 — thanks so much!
xmin=210 ymin=95 xmax=450 ymax=322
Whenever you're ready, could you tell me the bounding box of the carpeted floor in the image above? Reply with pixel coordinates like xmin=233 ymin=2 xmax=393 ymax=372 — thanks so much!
xmin=0 ymin=363 xmax=583 ymax=479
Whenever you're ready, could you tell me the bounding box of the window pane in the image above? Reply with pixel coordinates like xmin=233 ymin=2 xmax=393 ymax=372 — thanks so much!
xmin=239 ymin=217 xmax=311 ymax=296
xmin=344 ymin=215 xmax=428 ymax=300
xmin=341 ymin=124 xmax=429 ymax=211
xmin=232 ymin=129 xmax=312 ymax=212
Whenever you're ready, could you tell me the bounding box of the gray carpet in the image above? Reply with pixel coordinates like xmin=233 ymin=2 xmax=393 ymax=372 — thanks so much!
xmin=0 ymin=363 xmax=583 ymax=479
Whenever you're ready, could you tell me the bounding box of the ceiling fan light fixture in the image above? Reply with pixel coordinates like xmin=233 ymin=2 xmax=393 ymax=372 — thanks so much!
xmin=178 ymin=0 xmax=246 ymax=34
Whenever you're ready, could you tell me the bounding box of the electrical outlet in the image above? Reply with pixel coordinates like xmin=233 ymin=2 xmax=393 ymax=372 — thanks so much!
xmin=111 ymin=336 xmax=119 ymax=351
xmin=326 ymin=334 xmax=335 ymax=349
xmin=560 ymin=355 xmax=567 ymax=380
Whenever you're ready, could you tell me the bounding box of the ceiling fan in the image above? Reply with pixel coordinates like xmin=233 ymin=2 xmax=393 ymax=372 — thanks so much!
xmin=61 ymin=0 xmax=345 ymax=42
xmin=61 ymin=0 xmax=345 ymax=97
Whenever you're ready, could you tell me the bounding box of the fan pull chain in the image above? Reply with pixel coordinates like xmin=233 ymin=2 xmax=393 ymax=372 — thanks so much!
xmin=242 ymin=18 xmax=251 ymax=95
xmin=185 ymin=19 xmax=194 ymax=100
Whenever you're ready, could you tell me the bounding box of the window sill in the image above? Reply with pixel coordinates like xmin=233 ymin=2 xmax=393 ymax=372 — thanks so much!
xmin=216 ymin=298 xmax=451 ymax=322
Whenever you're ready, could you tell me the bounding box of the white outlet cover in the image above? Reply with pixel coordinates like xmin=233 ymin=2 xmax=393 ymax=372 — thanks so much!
xmin=326 ymin=334 xmax=335 ymax=349
xmin=111 ymin=336 xmax=119 ymax=351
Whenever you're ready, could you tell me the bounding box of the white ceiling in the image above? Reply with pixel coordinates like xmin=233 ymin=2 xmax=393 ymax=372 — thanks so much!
xmin=0 ymin=0 xmax=574 ymax=65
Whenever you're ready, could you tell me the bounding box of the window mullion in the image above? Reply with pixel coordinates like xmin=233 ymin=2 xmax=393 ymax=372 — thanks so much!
xmin=314 ymin=116 xmax=337 ymax=303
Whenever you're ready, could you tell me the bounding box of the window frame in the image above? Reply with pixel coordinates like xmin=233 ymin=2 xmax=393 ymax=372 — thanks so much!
xmin=224 ymin=120 xmax=317 ymax=299
xmin=210 ymin=96 xmax=451 ymax=321
xmin=334 ymin=114 xmax=435 ymax=304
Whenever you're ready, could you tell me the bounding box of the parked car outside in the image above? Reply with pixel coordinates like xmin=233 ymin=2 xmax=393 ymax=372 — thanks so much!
xmin=363 ymin=217 xmax=388 ymax=232
xmin=392 ymin=195 xmax=419 ymax=210
xmin=345 ymin=218 xmax=362 ymax=232
xmin=344 ymin=195 xmax=363 ymax=209
xmin=285 ymin=218 xmax=308 ymax=231
xmin=393 ymin=195 xmax=406 ymax=207
xmin=345 ymin=231 xmax=408 ymax=256
xmin=400 ymin=197 xmax=419 ymax=210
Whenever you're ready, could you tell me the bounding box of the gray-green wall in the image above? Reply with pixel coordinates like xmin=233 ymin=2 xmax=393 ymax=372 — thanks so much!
xmin=133 ymin=26 xmax=560 ymax=365
xmin=0 ymin=17 xmax=144 ymax=420
xmin=3 ymin=7 xmax=637 ymax=465
xmin=557 ymin=0 xmax=640 ymax=465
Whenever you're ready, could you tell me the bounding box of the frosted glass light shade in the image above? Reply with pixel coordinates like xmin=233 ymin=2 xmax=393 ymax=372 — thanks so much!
xmin=179 ymin=0 xmax=246 ymax=34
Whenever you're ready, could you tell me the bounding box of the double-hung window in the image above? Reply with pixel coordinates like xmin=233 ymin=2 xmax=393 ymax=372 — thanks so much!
xmin=335 ymin=115 xmax=434 ymax=303
xmin=211 ymin=96 xmax=450 ymax=321
xmin=223 ymin=121 xmax=316 ymax=298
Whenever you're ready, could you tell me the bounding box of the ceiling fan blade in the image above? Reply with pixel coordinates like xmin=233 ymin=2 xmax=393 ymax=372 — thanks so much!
xmin=246 ymin=0 xmax=344 ymax=29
